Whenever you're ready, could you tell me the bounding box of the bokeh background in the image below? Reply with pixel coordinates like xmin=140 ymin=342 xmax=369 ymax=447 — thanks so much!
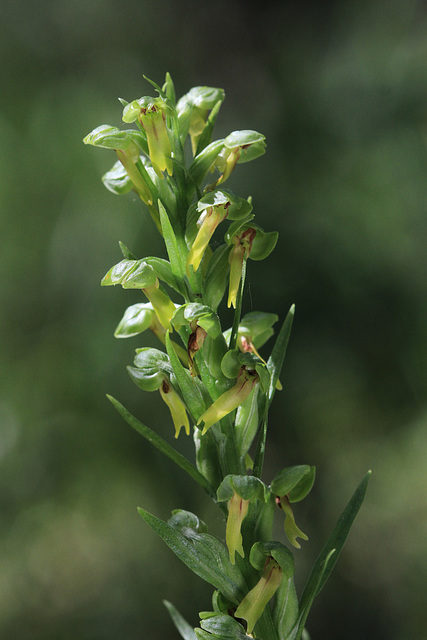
xmin=1 ymin=0 xmax=427 ymax=638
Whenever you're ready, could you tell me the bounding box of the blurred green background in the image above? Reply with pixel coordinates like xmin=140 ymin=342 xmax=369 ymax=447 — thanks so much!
xmin=1 ymin=0 xmax=427 ymax=638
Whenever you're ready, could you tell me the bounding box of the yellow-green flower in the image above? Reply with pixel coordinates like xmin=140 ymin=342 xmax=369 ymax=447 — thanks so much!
xmin=235 ymin=556 xmax=282 ymax=634
xmin=186 ymin=203 xmax=229 ymax=274
xmin=227 ymin=227 xmax=256 ymax=308
xmin=197 ymin=368 xmax=259 ymax=434
xmin=277 ymin=495 xmax=308 ymax=549
xmin=159 ymin=378 xmax=190 ymax=438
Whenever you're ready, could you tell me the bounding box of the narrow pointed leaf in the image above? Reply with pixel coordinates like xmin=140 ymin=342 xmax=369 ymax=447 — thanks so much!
xmin=138 ymin=508 xmax=247 ymax=604
xmin=293 ymin=550 xmax=335 ymax=640
xmin=159 ymin=200 xmax=186 ymax=280
xmin=267 ymin=305 xmax=295 ymax=407
xmin=107 ymin=395 xmax=214 ymax=497
xmin=296 ymin=471 xmax=371 ymax=639
xmin=163 ymin=600 xmax=197 ymax=640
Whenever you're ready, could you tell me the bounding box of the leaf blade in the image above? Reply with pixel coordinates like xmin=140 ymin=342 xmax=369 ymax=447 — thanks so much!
xmin=267 ymin=305 xmax=295 ymax=408
xmin=163 ymin=600 xmax=197 ymax=640
xmin=295 ymin=471 xmax=371 ymax=639
xmin=138 ymin=508 xmax=247 ymax=604
xmin=107 ymin=395 xmax=214 ymax=497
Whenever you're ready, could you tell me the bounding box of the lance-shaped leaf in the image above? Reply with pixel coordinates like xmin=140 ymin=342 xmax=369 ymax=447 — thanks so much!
xmin=235 ymin=384 xmax=260 ymax=459
xmin=163 ymin=600 xmax=197 ymax=640
xmin=294 ymin=471 xmax=371 ymax=640
xmin=158 ymin=201 xmax=187 ymax=282
xmin=267 ymin=305 xmax=295 ymax=407
xmin=188 ymin=139 xmax=225 ymax=192
xmin=217 ymin=475 xmax=267 ymax=564
xmin=128 ymin=348 xmax=189 ymax=438
xmin=107 ymin=396 xmax=213 ymax=496
xmin=235 ymin=541 xmax=293 ymax=635
xmin=203 ymin=244 xmax=231 ymax=311
xmin=162 ymin=71 xmax=176 ymax=104
xmin=138 ymin=508 xmax=247 ymax=604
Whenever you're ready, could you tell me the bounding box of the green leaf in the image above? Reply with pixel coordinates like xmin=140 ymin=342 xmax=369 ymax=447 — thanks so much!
xmin=162 ymin=72 xmax=176 ymax=104
xmin=203 ymin=244 xmax=230 ymax=311
xmin=165 ymin=332 xmax=207 ymax=422
xmin=273 ymin=573 xmax=300 ymax=640
xmin=144 ymin=256 xmax=181 ymax=293
xmin=138 ymin=508 xmax=247 ymax=604
xmin=195 ymin=99 xmax=224 ymax=156
xmin=163 ymin=600 xmax=197 ymax=640
xmin=107 ymin=395 xmax=214 ymax=497
xmin=119 ymin=241 xmax=137 ymax=260
xmin=159 ymin=200 xmax=186 ymax=280
xmin=295 ymin=472 xmax=371 ymax=640
xmin=267 ymin=305 xmax=295 ymax=408
xmin=188 ymin=139 xmax=224 ymax=191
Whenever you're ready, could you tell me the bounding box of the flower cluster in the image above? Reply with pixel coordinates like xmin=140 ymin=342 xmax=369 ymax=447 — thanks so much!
xmin=85 ymin=73 xmax=369 ymax=640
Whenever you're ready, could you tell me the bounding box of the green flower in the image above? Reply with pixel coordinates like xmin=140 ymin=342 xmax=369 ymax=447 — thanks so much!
xmin=271 ymin=465 xmax=316 ymax=548
xmin=159 ymin=378 xmax=190 ymax=438
xmin=176 ymin=86 xmax=225 ymax=155
xmin=225 ymin=221 xmax=278 ymax=309
xmin=235 ymin=541 xmax=294 ymax=634
xmin=197 ymin=367 xmax=259 ymax=434
xmin=235 ymin=556 xmax=282 ymax=634
xmin=186 ymin=190 xmax=252 ymax=275
xmin=217 ymin=475 xmax=266 ymax=564
xmin=128 ymin=348 xmax=189 ymax=438
xmin=209 ymin=130 xmax=266 ymax=189
xmin=123 ymin=97 xmax=173 ymax=177
xmin=83 ymin=125 xmax=153 ymax=204
xmin=101 ymin=259 xmax=176 ymax=332
xmin=227 ymin=227 xmax=256 ymax=308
